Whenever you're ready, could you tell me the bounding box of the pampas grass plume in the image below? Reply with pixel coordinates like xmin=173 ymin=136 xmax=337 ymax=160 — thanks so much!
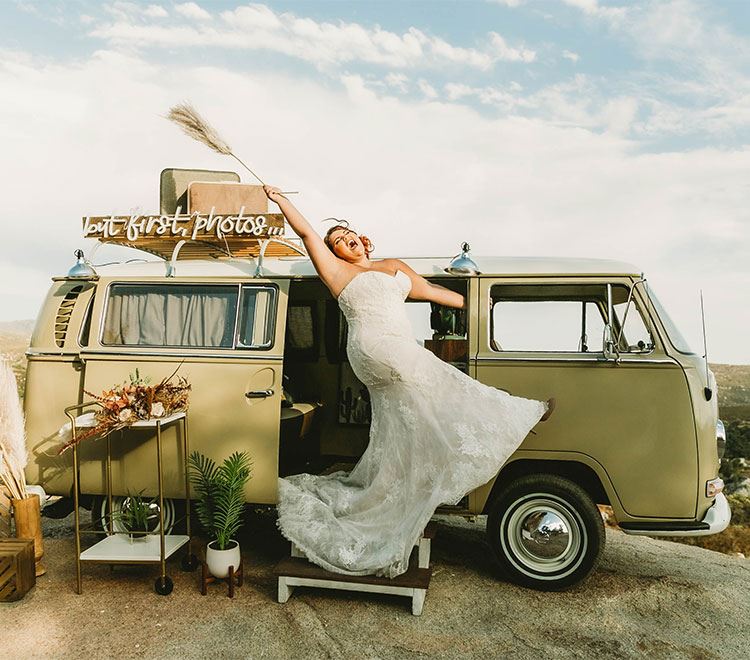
xmin=166 ymin=101 xmax=266 ymax=186
xmin=167 ymin=102 xmax=233 ymax=157
xmin=0 ymin=356 xmax=27 ymax=500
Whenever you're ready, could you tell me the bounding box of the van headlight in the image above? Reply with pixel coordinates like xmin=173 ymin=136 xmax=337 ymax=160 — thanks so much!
xmin=716 ymin=419 xmax=726 ymax=460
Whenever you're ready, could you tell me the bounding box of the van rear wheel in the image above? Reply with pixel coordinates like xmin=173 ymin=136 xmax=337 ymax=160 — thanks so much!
xmin=485 ymin=473 xmax=605 ymax=591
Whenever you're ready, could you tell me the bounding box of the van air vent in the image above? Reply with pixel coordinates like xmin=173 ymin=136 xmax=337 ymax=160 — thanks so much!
xmin=54 ymin=285 xmax=84 ymax=348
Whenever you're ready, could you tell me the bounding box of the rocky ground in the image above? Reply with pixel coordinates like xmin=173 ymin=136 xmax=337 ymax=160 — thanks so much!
xmin=3 ymin=510 xmax=749 ymax=659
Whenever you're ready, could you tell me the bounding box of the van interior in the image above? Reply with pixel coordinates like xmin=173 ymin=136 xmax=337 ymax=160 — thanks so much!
xmin=278 ymin=276 xmax=469 ymax=480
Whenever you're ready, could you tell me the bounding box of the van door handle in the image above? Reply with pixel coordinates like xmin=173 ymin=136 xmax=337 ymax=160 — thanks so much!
xmin=245 ymin=389 xmax=274 ymax=399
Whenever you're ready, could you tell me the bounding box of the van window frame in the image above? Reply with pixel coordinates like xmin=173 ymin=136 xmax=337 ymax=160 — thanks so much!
xmin=78 ymin=294 xmax=95 ymax=348
xmin=487 ymin=280 xmax=657 ymax=358
xmin=98 ymin=281 xmax=279 ymax=351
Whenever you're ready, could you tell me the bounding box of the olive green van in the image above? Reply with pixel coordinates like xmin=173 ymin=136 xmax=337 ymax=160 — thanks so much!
xmin=24 ymin=254 xmax=730 ymax=590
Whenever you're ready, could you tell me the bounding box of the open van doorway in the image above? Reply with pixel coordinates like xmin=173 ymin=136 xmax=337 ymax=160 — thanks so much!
xmin=278 ymin=276 xmax=469 ymax=481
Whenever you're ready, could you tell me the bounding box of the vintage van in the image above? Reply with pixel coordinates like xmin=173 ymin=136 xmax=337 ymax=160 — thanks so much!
xmin=23 ymin=249 xmax=730 ymax=591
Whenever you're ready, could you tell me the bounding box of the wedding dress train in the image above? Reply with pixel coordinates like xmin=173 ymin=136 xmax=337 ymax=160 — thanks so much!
xmin=275 ymin=268 xmax=548 ymax=578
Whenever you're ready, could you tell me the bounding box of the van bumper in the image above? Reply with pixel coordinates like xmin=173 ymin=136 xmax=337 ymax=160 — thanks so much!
xmin=619 ymin=493 xmax=731 ymax=537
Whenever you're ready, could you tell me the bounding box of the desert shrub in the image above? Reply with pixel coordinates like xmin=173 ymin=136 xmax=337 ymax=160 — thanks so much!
xmin=724 ymin=420 xmax=750 ymax=459
xmin=668 ymin=525 xmax=750 ymax=556
xmin=721 ymin=457 xmax=750 ymax=493
xmin=727 ymin=493 xmax=750 ymax=525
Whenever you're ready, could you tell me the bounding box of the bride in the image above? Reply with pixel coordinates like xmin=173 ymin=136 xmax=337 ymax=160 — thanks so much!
xmin=264 ymin=185 xmax=554 ymax=579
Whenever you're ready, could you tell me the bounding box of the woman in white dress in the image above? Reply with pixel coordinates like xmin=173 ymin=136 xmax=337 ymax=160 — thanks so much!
xmin=264 ymin=185 xmax=554 ymax=578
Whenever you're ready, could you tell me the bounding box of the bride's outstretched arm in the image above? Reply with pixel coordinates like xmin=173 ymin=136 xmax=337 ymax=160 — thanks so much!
xmin=392 ymin=260 xmax=466 ymax=309
xmin=263 ymin=185 xmax=343 ymax=284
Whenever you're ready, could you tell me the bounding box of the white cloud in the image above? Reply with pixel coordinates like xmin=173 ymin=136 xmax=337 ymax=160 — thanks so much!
xmin=560 ymin=0 xmax=627 ymax=21
xmin=562 ymin=49 xmax=579 ymax=63
xmin=174 ymin=2 xmax=210 ymax=21
xmin=489 ymin=0 xmax=525 ymax=6
xmin=489 ymin=33 xmax=535 ymax=63
xmin=0 ymin=49 xmax=747 ymax=361
xmin=384 ymin=73 xmax=409 ymax=93
xmin=554 ymin=0 xmax=750 ymax=137
xmin=143 ymin=4 xmax=168 ymax=19
xmin=417 ymin=79 xmax=437 ymax=99
xmin=88 ymin=3 xmax=535 ymax=71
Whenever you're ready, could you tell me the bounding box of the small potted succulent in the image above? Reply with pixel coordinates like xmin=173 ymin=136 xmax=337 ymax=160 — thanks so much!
xmin=112 ymin=491 xmax=159 ymax=542
xmin=188 ymin=450 xmax=252 ymax=578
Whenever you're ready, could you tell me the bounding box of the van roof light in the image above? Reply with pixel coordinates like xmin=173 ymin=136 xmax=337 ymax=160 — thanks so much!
xmin=67 ymin=249 xmax=97 ymax=279
xmin=445 ymin=242 xmax=480 ymax=276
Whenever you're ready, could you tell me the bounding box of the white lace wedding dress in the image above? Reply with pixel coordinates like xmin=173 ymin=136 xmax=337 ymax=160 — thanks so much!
xmin=275 ymin=268 xmax=548 ymax=578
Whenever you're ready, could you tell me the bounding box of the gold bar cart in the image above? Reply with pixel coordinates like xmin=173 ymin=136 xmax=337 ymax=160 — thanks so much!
xmin=64 ymin=402 xmax=198 ymax=595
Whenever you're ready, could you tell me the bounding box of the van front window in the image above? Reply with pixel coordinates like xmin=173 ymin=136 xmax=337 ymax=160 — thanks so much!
xmin=490 ymin=283 xmax=655 ymax=354
xmin=646 ymin=287 xmax=695 ymax=355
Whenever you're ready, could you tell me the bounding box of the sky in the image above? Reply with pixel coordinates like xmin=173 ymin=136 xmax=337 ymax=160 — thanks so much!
xmin=0 ymin=0 xmax=748 ymax=363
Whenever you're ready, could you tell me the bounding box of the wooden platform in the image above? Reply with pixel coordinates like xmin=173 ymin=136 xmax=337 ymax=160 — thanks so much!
xmin=275 ymin=522 xmax=437 ymax=615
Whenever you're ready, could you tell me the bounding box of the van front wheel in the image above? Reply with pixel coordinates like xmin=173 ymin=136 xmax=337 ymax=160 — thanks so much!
xmin=485 ymin=473 xmax=605 ymax=591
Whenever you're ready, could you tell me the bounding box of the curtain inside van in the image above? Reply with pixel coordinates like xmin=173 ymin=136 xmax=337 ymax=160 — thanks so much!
xmin=102 ymin=284 xmax=238 ymax=347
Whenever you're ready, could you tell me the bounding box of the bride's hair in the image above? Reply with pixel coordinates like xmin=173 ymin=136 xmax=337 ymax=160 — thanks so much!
xmin=322 ymin=219 xmax=374 ymax=258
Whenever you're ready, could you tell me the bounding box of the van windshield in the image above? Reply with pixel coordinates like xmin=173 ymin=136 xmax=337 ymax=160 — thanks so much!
xmin=646 ymin=287 xmax=695 ymax=355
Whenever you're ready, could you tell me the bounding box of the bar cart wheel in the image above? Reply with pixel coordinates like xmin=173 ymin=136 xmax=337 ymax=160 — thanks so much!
xmin=181 ymin=553 xmax=200 ymax=572
xmin=155 ymin=575 xmax=174 ymax=595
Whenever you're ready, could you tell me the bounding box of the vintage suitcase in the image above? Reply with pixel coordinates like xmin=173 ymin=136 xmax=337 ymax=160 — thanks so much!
xmin=187 ymin=181 xmax=268 ymax=215
xmin=159 ymin=168 xmax=240 ymax=215
xmin=0 ymin=538 xmax=36 ymax=602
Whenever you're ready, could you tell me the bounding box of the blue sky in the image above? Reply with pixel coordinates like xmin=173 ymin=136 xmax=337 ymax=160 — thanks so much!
xmin=1 ymin=1 xmax=749 ymax=361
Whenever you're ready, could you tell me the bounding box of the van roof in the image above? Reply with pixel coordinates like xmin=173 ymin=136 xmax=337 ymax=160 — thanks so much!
xmin=88 ymin=255 xmax=642 ymax=278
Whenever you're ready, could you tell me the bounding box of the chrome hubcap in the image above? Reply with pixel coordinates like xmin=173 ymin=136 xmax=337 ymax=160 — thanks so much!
xmin=501 ymin=494 xmax=586 ymax=579
xmin=519 ymin=509 xmax=570 ymax=560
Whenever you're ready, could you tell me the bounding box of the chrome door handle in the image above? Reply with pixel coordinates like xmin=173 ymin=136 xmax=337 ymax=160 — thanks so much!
xmin=245 ymin=389 xmax=274 ymax=399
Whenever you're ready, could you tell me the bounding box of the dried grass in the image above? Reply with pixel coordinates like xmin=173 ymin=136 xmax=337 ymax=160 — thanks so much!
xmin=0 ymin=357 xmax=27 ymax=500
xmin=165 ymin=101 xmax=265 ymax=185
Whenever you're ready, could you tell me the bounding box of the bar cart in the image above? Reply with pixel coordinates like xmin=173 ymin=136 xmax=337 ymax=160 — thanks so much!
xmin=64 ymin=402 xmax=198 ymax=595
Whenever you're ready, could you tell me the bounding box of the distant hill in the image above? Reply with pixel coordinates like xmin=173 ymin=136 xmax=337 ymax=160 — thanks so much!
xmin=0 ymin=320 xmax=34 ymax=397
xmin=0 ymin=319 xmax=34 ymax=336
xmin=711 ymin=364 xmax=750 ymax=423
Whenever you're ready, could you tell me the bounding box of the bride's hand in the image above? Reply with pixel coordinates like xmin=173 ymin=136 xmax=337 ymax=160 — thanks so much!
xmin=263 ymin=184 xmax=285 ymax=202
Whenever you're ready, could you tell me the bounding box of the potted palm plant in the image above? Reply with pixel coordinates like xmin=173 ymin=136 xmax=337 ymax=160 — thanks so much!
xmin=188 ymin=450 xmax=252 ymax=578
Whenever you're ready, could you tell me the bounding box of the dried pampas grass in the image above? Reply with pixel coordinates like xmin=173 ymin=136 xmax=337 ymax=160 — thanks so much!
xmin=166 ymin=102 xmax=266 ymax=186
xmin=0 ymin=357 xmax=27 ymax=500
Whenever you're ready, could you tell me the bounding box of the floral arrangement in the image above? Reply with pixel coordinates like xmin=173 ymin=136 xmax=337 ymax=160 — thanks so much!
xmin=57 ymin=367 xmax=191 ymax=454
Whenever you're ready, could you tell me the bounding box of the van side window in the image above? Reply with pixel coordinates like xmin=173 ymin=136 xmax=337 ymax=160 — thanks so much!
xmin=102 ymin=284 xmax=238 ymax=348
xmin=102 ymin=283 xmax=278 ymax=349
xmin=237 ymin=285 xmax=277 ymax=349
xmin=490 ymin=284 xmax=653 ymax=354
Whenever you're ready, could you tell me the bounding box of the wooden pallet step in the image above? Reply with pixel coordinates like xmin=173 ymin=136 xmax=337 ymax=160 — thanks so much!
xmin=274 ymin=552 xmax=432 ymax=615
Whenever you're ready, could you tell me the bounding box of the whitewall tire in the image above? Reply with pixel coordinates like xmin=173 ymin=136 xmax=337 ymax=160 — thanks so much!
xmin=486 ymin=473 xmax=605 ymax=591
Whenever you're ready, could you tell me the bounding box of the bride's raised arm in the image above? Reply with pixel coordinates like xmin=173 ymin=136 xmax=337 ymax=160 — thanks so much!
xmin=264 ymin=185 xmax=343 ymax=284
xmin=392 ymin=260 xmax=466 ymax=309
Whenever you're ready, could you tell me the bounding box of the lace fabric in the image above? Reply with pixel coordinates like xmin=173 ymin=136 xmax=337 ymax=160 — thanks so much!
xmin=276 ymin=269 xmax=547 ymax=578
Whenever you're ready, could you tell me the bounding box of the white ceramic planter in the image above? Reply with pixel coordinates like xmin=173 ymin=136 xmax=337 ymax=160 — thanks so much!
xmin=206 ymin=539 xmax=241 ymax=578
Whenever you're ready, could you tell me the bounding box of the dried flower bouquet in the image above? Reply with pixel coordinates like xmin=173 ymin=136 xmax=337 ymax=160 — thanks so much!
xmin=57 ymin=367 xmax=191 ymax=455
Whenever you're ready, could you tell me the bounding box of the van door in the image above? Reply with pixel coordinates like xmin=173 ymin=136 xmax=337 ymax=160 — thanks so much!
xmin=475 ymin=278 xmax=696 ymax=520
xmin=78 ymin=279 xmax=288 ymax=504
